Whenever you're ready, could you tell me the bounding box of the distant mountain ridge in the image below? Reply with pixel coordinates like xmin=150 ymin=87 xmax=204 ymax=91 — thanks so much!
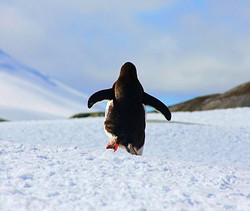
xmin=72 ymin=82 xmax=250 ymax=118
xmin=0 ymin=49 xmax=99 ymax=120
xmin=169 ymin=81 xmax=250 ymax=112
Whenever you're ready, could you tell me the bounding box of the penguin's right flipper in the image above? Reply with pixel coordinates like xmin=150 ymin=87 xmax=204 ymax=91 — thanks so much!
xmin=88 ymin=88 xmax=114 ymax=108
xmin=142 ymin=92 xmax=171 ymax=121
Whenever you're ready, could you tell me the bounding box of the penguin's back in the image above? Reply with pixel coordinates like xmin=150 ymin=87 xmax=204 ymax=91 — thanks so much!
xmin=104 ymin=62 xmax=147 ymax=152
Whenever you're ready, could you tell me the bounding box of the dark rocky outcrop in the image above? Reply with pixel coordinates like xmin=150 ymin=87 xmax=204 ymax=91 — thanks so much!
xmin=70 ymin=112 xmax=105 ymax=119
xmin=0 ymin=118 xmax=8 ymax=122
xmin=169 ymin=81 xmax=250 ymax=112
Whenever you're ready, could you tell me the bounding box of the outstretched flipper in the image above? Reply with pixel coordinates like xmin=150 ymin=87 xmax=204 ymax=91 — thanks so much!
xmin=143 ymin=92 xmax=171 ymax=121
xmin=88 ymin=88 xmax=114 ymax=108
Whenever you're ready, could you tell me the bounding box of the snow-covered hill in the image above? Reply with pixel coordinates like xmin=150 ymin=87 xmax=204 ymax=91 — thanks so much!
xmin=0 ymin=108 xmax=249 ymax=210
xmin=0 ymin=49 xmax=96 ymax=120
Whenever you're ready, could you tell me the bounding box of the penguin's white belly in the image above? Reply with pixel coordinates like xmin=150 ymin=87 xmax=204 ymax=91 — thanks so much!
xmin=104 ymin=100 xmax=117 ymax=141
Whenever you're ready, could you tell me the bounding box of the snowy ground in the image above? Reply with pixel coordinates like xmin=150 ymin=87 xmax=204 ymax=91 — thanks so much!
xmin=0 ymin=108 xmax=249 ymax=210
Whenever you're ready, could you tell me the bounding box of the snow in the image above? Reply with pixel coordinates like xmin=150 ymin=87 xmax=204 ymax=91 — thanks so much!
xmin=0 ymin=105 xmax=63 ymax=121
xmin=0 ymin=108 xmax=250 ymax=210
xmin=0 ymin=50 xmax=102 ymax=121
xmin=149 ymin=107 xmax=250 ymax=127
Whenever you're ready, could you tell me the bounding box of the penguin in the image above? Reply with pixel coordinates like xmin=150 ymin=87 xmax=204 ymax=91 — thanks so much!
xmin=88 ymin=62 xmax=171 ymax=155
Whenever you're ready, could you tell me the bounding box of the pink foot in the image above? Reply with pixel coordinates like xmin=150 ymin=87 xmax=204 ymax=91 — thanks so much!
xmin=106 ymin=140 xmax=118 ymax=152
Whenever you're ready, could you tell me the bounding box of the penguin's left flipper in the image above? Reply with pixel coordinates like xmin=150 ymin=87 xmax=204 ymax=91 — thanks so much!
xmin=88 ymin=88 xmax=114 ymax=108
xmin=143 ymin=92 xmax=171 ymax=121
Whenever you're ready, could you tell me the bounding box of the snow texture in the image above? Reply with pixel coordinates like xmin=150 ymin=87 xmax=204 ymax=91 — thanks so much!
xmin=0 ymin=108 xmax=249 ymax=210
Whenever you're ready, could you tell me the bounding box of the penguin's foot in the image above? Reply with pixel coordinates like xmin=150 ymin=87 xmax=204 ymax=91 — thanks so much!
xmin=106 ymin=140 xmax=118 ymax=152
xmin=126 ymin=144 xmax=138 ymax=155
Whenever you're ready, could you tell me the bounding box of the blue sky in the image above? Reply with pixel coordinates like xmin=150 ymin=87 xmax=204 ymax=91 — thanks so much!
xmin=0 ymin=0 xmax=249 ymax=105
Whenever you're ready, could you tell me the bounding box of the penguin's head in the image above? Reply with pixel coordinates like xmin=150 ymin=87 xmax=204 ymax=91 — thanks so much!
xmin=119 ymin=62 xmax=138 ymax=79
xmin=115 ymin=62 xmax=143 ymax=102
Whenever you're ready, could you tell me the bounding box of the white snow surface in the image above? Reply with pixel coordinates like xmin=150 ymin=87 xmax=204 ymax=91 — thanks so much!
xmin=0 ymin=108 xmax=249 ymax=210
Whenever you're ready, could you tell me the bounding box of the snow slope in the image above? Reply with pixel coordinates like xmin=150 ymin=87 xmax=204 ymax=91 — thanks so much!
xmin=0 ymin=108 xmax=249 ymax=210
xmin=0 ymin=49 xmax=97 ymax=120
